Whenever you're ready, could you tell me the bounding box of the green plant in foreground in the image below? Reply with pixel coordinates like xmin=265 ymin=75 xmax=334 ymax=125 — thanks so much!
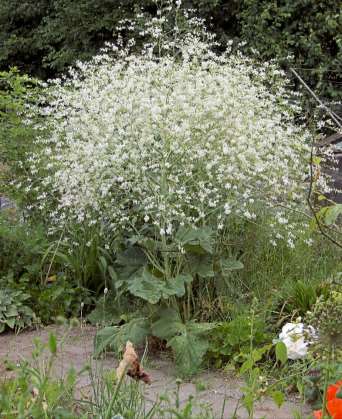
xmin=207 ymin=312 xmax=270 ymax=369
xmin=238 ymin=307 xmax=290 ymax=419
xmin=0 ymin=333 xmax=77 ymax=418
xmin=94 ymin=225 xmax=244 ymax=377
xmin=304 ymin=277 xmax=342 ymax=416
xmin=0 ymin=330 xmax=220 ymax=419
xmin=0 ymin=286 xmax=36 ymax=333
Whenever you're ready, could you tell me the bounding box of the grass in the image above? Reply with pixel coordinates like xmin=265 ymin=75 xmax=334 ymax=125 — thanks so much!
xmin=0 ymin=330 xmax=220 ymax=419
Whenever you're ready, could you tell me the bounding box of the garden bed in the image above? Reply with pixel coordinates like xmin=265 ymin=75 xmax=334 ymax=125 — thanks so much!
xmin=0 ymin=325 xmax=311 ymax=418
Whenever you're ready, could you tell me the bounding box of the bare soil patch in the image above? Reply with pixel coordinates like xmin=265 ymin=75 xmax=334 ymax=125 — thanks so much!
xmin=0 ymin=325 xmax=310 ymax=418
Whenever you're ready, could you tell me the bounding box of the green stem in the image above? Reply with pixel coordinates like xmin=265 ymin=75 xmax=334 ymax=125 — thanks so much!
xmin=321 ymin=345 xmax=332 ymax=419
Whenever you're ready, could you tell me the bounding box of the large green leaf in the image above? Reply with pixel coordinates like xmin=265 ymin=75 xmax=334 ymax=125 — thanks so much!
xmin=271 ymin=390 xmax=285 ymax=408
xmin=152 ymin=308 xmax=214 ymax=376
xmin=94 ymin=318 xmax=150 ymax=356
xmin=116 ymin=246 xmax=147 ymax=267
xmin=115 ymin=246 xmax=147 ymax=282
xmin=151 ymin=308 xmax=183 ymax=340
xmin=189 ymin=254 xmax=214 ymax=278
xmin=176 ymin=226 xmax=214 ymax=254
xmin=167 ymin=324 xmax=212 ymax=377
xmin=220 ymin=258 xmax=244 ymax=274
xmin=275 ymin=341 xmax=288 ymax=365
xmin=128 ymin=269 xmax=193 ymax=304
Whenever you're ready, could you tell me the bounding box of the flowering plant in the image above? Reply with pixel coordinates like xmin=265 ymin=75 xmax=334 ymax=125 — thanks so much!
xmin=22 ymin=2 xmax=311 ymax=250
xmin=314 ymin=380 xmax=342 ymax=419
xmin=18 ymin=0 xmax=321 ymax=376
xmin=277 ymin=322 xmax=316 ymax=360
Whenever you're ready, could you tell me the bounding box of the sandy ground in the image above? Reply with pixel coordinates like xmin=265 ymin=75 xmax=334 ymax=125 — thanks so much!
xmin=0 ymin=325 xmax=311 ymax=418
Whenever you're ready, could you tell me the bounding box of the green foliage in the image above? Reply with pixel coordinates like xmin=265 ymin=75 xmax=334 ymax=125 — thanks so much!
xmin=307 ymin=276 xmax=342 ymax=350
xmin=94 ymin=307 xmax=215 ymax=376
xmin=94 ymin=318 xmax=151 ymax=357
xmin=239 ymin=0 xmax=342 ymax=100
xmin=29 ymin=277 xmax=91 ymax=324
xmin=0 ymin=331 xmax=78 ymax=418
xmin=128 ymin=270 xmax=193 ymax=304
xmin=275 ymin=341 xmax=288 ymax=366
xmin=0 ymin=368 xmax=77 ymax=418
xmin=207 ymin=314 xmax=270 ymax=368
xmin=317 ymin=203 xmax=342 ymax=226
xmin=0 ymin=68 xmax=40 ymax=202
xmin=0 ymin=214 xmax=48 ymax=280
xmin=273 ymin=280 xmax=322 ymax=321
xmin=0 ymin=0 xmax=155 ymax=77
xmin=304 ymin=363 xmax=342 ymax=408
xmin=0 ymin=214 xmax=92 ymax=324
xmin=94 ymin=223 xmax=245 ymax=375
xmin=87 ymin=296 xmax=124 ymax=326
xmin=241 ymin=221 xmax=342 ymax=304
xmin=152 ymin=308 xmax=215 ymax=377
xmin=0 ymin=286 xmax=35 ymax=333
xmin=0 ymin=331 xmax=217 ymax=418
xmin=0 ymin=1 xmax=340 ymax=100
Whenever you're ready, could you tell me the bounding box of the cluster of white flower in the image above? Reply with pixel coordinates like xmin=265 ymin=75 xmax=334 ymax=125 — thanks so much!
xmin=23 ymin=5 xmax=311 ymax=244
xmin=277 ymin=322 xmax=316 ymax=360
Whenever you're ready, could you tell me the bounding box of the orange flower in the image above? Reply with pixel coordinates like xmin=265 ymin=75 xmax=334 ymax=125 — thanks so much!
xmin=327 ymin=381 xmax=342 ymax=402
xmin=327 ymin=398 xmax=342 ymax=419
xmin=313 ymin=410 xmax=323 ymax=419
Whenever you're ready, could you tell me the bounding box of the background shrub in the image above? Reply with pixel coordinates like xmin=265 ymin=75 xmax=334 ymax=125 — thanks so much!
xmin=0 ymin=0 xmax=340 ymax=101
xmin=239 ymin=0 xmax=342 ymax=101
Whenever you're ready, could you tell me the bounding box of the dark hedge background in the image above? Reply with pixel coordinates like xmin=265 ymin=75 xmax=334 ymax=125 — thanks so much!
xmin=0 ymin=0 xmax=341 ymax=100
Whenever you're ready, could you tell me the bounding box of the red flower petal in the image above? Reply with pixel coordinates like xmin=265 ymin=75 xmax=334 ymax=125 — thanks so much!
xmin=313 ymin=410 xmax=323 ymax=419
xmin=327 ymin=398 xmax=342 ymax=419
xmin=327 ymin=381 xmax=342 ymax=402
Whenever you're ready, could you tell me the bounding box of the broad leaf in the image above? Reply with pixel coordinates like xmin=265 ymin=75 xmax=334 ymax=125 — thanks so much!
xmin=176 ymin=226 xmax=214 ymax=254
xmin=128 ymin=269 xmax=193 ymax=304
xmin=94 ymin=318 xmax=150 ymax=356
xmin=240 ymin=345 xmax=271 ymax=374
xmin=167 ymin=321 xmax=215 ymax=377
xmin=5 ymin=317 xmax=15 ymax=328
xmin=240 ymin=358 xmax=254 ymax=374
xmin=152 ymin=308 xmax=183 ymax=340
xmin=128 ymin=270 xmax=163 ymax=304
xmin=168 ymin=332 xmax=209 ymax=377
xmin=116 ymin=246 xmax=147 ymax=267
xmin=323 ymin=204 xmax=342 ymax=225
xmin=220 ymin=258 xmax=244 ymax=274
xmin=275 ymin=341 xmax=287 ymax=365
xmin=189 ymin=254 xmax=214 ymax=278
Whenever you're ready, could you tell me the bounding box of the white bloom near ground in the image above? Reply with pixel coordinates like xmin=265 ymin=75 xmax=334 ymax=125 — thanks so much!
xmin=278 ymin=322 xmax=316 ymax=360
xmin=24 ymin=21 xmax=311 ymax=244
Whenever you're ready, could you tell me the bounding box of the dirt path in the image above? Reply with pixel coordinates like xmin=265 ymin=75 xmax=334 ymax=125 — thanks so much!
xmin=0 ymin=325 xmax=311 ymax=418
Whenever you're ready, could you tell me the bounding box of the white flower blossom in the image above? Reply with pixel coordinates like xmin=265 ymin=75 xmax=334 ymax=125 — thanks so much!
xmin=21 ymin=8 xmax=313 ymax=246
xmin=277 ymin=322 xmax=316 ymax=360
